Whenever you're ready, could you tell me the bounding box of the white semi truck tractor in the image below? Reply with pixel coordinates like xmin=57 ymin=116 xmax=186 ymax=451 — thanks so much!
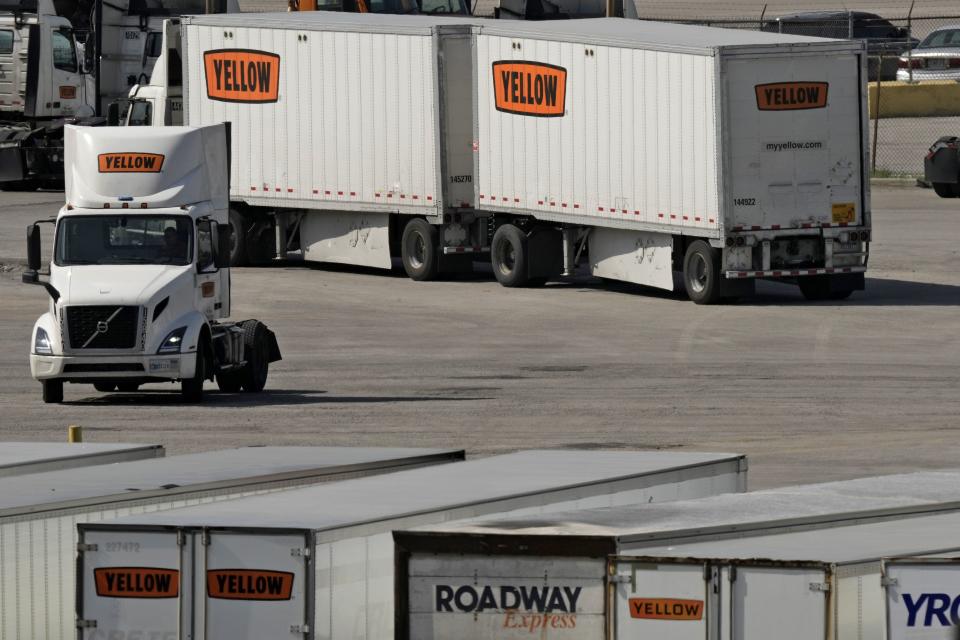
xmin=22 ymin=123 xmax=281 ymax=403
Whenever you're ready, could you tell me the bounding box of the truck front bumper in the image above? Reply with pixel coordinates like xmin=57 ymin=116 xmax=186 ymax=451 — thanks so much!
xmin=31 ymin=352 xmax=197 ymax=383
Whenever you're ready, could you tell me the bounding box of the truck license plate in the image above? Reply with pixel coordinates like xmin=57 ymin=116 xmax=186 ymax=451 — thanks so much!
xmin=149 ymin=359 xmax=177 ymax=372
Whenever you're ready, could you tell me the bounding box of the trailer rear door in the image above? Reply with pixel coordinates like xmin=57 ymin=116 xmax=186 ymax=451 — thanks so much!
xmin=884 ymin=559 xmax=960 ymax=640
xmin=78 ymin=528 xmax=191 ymax=640
xmin=723 ymin=564 xmax=829 ymax=640
xmin=406 ymin=554 xmax=607 ymax=639
xmin=724 ymin=48 xmax=865 ymax=230
xmin=613 ymin=559 xmax=713 ymax=640
xmin=200 ymin=530 xmax=310 ymax=640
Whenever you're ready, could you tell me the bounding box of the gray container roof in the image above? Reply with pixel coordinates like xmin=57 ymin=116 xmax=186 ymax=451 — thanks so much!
xmin=404 ymin=471 xmax=960 ymax=548
xmin=181 ymin=14 xmax=855 ymax=55
xmin=0 ymin=446 xmax=463 ymax=518
xmin=628 ymin=511 xmax=960 ymax=564
xmin=83 ymin=450 xmax=744 ymax=532
xmin=0 ymin=442 xmax=163 ymax=476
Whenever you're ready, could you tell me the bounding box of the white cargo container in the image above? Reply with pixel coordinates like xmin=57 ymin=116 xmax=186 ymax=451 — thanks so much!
xmin=394 ymin=471 xmax=960 ymax=640
xmin=0 ymin=442 xmax=163 ymax=477
xmin=74 ymin=449 xmax=746 ymax=640
xmin=134 ymin=14 xmax=868 ymax=302
xmin=0 ymin=445 xmax=462 ymax=640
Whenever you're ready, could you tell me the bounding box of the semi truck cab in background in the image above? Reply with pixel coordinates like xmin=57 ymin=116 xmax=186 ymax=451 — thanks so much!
xmin=22 ymin=124 xmax=280 ymax=403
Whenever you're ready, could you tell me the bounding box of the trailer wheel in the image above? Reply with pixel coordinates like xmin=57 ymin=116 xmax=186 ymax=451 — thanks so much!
xmin=683 ymin=241 xmax=722 ymax=305
xmin=240 ymin=320 xmax=270 ymax=393
xmin=401 ymin=219 xmax=439 ymax=281
xmin=93 ymin=382 xmax=116 ymax=392
xmin=932 ymin=182 xmax=960 ymax=198
xmin=491 ymin=224 xmax=530 ymax=287
xmin=228 ymin=209 xmax=248 ymax=266
xmin=42 ymin=380 xmax=63 ymax=404
xmin=799 ymin=275 xmax=854 ymax=301
xmin=181 ymin=341 xmax=209 ymax=403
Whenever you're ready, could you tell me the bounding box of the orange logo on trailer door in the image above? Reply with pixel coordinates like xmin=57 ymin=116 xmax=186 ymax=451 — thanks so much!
xmin=98 ymin=153 xmax=165 ymax=173
xmin=94 ymin=567 xmax=179 ymax=598
xmin=204 ymin=49 xmax=280 ymax=103
xmin=492 ymin=61 xmax=566 ymax=117
xmin=755 ymin=82 xmax=829 ymax=110
xmin=629 ymin=598 xmax=704 ymax=620
xmin=207 ymin=569 xmax=295 ymax=600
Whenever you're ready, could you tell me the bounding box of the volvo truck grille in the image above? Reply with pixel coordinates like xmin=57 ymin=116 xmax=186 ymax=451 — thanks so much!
xmin=66 ymin=306 xmax=140 ymax=350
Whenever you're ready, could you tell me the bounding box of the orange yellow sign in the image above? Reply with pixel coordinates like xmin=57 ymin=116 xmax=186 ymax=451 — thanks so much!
xmin=94 ymin=567 xmax=179 ymax=598
xmin=756 ymin=82 xmax=829 ymax=111
xmin=97 ymin=153 xmax=165 ymax=173
xmin=204 ymin=49 xmax=281 ymax=104
xmin=207 ymin=569 xmax=295 ymax=601
xmin=629 ymin=598 xmax=704 ymax=620
xmin=492 ymin=61 xmax=566 ymax=117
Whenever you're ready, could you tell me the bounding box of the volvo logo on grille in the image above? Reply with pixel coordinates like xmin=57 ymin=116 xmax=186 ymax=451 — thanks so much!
xmin=96 ymin=320 xmax=109 ymax=333
xmin=82 ymin=308 xmax=124 ymax=349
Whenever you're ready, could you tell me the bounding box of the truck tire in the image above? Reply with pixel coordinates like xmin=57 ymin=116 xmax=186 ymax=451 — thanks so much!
xmin=491 ymin=224 xmax=530 ymax=288
xmin=94 ymin=382 xmax=116 ymax=392
xmin=401 ymin=218 xmax=439 ymax=281
xmin=932 ymin=182 xmax=959 ymax=198
xmin=216 ymin=371 xmax=243 ymax=393
xmin=228 ymin=209 xmax=248 ymax=266
xmin=799 ymin=275 xmax=854 ymax=301
xmin=683 ymin=240 xmax=722 ymax=305
xmin=240 ymin=320 xmax=270 ymax=392
xmin=42 ymin=380 xmax=63 ymax=404
xmin=181 ymin=341 xmax=209 ymax=403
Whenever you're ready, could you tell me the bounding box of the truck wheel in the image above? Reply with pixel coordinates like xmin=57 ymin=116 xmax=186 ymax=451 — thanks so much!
xmin=932 ymin=182 xmax=959 ymax=198
xmin=799 ymin=275 xmax=854 ymax=301
xmin=491 ymin=224 xmax=530 ymax=288
xmin=228 ymin=209 xmax=248 ymax=266
xmin=240 ymin=320 xmax=270 ymax=392
xmin=42 ymin=380 xmax=63 ymax=404
xmin=181 ymin=343 xmax=209 ymax=403
xmin=93 ymin=382 xmax=116 ymax=392
xmin=216 ymin=372 xmax=243 ymax=393
xmin=401 ymin=219 xmax=439 ymax=281
xmin=683 ymin=241 xmax=722 ymax=305
xmin=116 ymin=382 xmax=140 ymax=392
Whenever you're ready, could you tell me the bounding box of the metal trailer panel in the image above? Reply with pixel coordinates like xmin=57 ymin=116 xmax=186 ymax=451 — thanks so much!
xmin=884 ymin=559 xmax=960 ymax=640
xmin=182 ymin=19 xmax=448 ymax=216
xmin=0 ymin=442 xmax=164 ymax=478
xmin=0 ymin=446 xmax=462 ymax=640
xmin=76 ymin=450 xmax=746 ymax=640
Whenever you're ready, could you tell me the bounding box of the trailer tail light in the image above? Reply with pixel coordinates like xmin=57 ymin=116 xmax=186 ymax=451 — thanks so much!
xmin=103 ymin=203 xmax=110 ymax=209
xmin=140 ymin=203 xmax=148 ymax=209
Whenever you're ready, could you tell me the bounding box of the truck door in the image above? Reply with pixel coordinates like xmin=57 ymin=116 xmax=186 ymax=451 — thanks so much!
xmin=78 ymin=528 xmax=193 ymax=640
xmin=47 ymin=21 xmax=84 ymax=117
xmin=724 ymin=50 xmax=864 ymax=230
xmin=884 ymin=558 xmax=960 ymax=640
xmin=195 ymin=219 xmax=228 ymax=320
xmin=198 ymin=530 xmax=310 ymax=640
xmin=613 ymin=558 xmax=714 ymax=640
xmin=721 ymin=563 xmax=829 ymax=640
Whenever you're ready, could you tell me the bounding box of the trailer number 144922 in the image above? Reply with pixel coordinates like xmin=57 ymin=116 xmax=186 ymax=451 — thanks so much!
xmin=734 ymin=198 xmax=756 ymax=206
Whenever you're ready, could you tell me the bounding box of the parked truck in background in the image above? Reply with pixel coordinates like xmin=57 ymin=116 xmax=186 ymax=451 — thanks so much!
xmin=0 ymin=0 xmax=235 ymax=189
xmin=22 ymin=123 xmax=281 ymax=403
xmin=132 ymin=14 xmax=871 ymax=303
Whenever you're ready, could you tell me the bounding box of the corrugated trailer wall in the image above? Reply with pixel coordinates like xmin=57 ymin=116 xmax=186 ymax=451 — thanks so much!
xmin=474 ymin=32 xmax=720 ymax=233
xmin=182 ymin=22 xmax=442 ymax=213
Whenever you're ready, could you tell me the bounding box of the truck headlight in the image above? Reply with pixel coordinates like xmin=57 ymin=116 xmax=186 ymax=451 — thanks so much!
xmin=157 ymin=327 xmax=187 ymax=354
xmin=34 ymin=328 xmax=53 ymax=355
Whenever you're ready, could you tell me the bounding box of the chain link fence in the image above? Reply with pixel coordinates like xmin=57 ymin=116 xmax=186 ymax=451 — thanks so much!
xmin=642 ymin=10 xmax=960 ymax=178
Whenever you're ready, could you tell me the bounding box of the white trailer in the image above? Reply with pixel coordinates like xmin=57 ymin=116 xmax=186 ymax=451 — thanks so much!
xmin=394 ymin=470 xmax=960 ymax=640
xmin=74 ymin=449 xmax=747 ymax=640
xmin=0 ymin=441 xmax=163 ymax=477
xmin=137 ymin=14 xmax=868 ymax=302
xmin=0 ymin=445 xmax=463 ymax=640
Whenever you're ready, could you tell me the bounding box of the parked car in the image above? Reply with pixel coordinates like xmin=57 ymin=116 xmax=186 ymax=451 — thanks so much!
xmin=897 ymin=25 xmax=960 ymax=81
xmin=763 ymin=11 xmax=917 ymax=80
xmin=925 ymin=136 xmax=960 ymax=198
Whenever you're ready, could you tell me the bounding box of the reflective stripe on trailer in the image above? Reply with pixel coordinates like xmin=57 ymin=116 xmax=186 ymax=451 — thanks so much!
xmin=442 ymin=246 xmax=490 ymax=255
xmin=725 ymin=266 xmax=867 ymax=279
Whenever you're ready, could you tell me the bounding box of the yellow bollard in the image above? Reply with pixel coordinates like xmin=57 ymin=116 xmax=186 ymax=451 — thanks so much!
xmin=68 ymin=425 xmax=83 ymax=443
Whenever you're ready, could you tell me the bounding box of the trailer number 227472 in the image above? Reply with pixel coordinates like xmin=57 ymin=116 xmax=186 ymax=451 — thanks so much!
xmin=104 ymin=542 xmax=141 ymax=553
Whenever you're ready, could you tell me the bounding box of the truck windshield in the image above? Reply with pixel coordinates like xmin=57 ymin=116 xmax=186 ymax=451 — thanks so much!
xmin=55 ymin=215 xmax=193 ymax=266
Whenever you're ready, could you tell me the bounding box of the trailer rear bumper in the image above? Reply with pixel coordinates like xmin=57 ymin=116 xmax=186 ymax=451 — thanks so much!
xmin=725 ymin=266 xmax=867 ymax=279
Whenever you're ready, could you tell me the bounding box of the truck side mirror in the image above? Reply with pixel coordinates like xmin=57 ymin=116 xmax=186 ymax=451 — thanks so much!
xmin=26 ymin=224 xmax=41 ymax=272
xmin=107 ymin=102 xmax=121 ymax=126
xmin=215 ymin=223 xmax=232 ymax=269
